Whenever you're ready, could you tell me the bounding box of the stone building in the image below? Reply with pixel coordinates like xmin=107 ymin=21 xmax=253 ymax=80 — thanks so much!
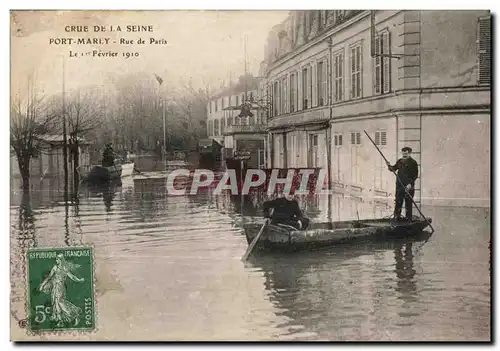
xmin=206 ymin=76 xmax=269 ymax=168
xmin=262 ymin=10 xmax=490 ymax=207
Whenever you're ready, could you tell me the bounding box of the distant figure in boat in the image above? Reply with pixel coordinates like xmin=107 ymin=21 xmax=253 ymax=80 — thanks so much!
xmin=387 ymin=146 xmax=419 ymax=221
xmin=102 ymin=143 xmax=116 ymax=167
xmin=263 ymin=193 xmax=310 ymax=230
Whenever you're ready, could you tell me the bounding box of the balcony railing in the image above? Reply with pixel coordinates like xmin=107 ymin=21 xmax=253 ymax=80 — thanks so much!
xmin=224 ymin=124 xmax=267 ymax=135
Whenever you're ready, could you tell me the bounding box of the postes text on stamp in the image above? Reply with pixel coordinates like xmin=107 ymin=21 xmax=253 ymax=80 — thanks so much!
xmin=26 ymin=247 xmax=95 ymax=333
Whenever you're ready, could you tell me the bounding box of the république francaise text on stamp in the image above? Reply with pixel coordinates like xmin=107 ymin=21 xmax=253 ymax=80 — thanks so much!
xmin=26 ymin=247 xmax=96 ymax=333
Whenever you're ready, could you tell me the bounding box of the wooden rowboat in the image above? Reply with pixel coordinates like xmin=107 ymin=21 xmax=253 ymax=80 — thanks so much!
xmin=77 ymin=162 xmax=135 ymax=183
xmin=243 ymin=217 xmax=433 ymax=252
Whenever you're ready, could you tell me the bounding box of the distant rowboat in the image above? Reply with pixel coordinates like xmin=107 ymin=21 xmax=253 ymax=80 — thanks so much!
xmin=77 ymin=162 xmax=135 ymax=183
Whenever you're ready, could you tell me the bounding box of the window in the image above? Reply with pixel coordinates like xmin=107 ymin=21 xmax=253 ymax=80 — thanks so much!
xmin=281 ymin=76 xmax=287 ymax=114
xmin=336 ymin=10 xmax=346 ymax=22
xmin=334 ymin=51 xmax=344 ymax=102
xmin=334 ymin=134 xmax=343 ymax=147
xmin=221 ymin=117 xmax=226 ymax=134
xmin=320 ymin=10 xmax=327 ymax=28
xmin=302 ymin=67 xmax=309 ymax=109
xmin=350 ymin=44 xmax=362 ymax=99
xmin=222 ymin=97 xmax=225 ymax=109
xmin=226 ymin=116 xmax=232 ymax=127
xmin=236 ymin=95 xmax=239 ymax=106
xmin=250 ymin=91 xmax=254 ymax=101
xmin=209 ymin=102 xmax=212 ymax=113
xmin=312 ymin=134 xmax=318 ymax=146
xmin=309 ymin=66 xmax=313 ymax=106
xmin=375 ymin=131 xmax=387 ymax=146
xmin=478 ymin=16 xmax=491 ymax=85
xmin=350 ymin=132 xmax=361 ymax=145
xmin=214 ymin=119 xmax=219 ymax=136
xmin=290 ymin=73 xmax=296 ymax=112
xmin=374 ymin=31 xmax=391 ymax=94
xmin=208 ymin=120 xmax=213 ymax=136
xmin=317 ymin=61 xmax=326 ymax=106
xmin=215 ymin=101 xmax=218 ymax=112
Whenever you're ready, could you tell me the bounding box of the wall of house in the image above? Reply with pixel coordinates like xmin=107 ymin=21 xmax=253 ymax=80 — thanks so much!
xmin=420 ymin=10 xmax=490 ymax=88
xmin=420 ymin=113 xmax=490 ymax=207
xmin=331 ymin=116 xmax=397 ymax=199
xmin=10 ymin=146 xmax=90 ymax=178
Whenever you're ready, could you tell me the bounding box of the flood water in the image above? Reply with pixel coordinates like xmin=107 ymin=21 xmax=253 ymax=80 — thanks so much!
xmin=10 ymin=173 xmax=490 ymax=341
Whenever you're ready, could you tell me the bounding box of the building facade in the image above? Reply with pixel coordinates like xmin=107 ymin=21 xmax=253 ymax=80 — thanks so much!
xmin=262 ymin=10 xmax=490 ymax=207
xmin=206 ymin=78 xmax=269 ymax=168
xmin=10 ymin=135 xmax=91 ymax=179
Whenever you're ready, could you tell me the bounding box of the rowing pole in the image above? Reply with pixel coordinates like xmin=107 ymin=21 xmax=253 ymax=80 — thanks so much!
xmin=363 ymin=130 xmax=434 ymax=234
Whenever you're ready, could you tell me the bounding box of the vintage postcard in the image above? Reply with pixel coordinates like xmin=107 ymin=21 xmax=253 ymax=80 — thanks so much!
xmin=10 ymin=9 xmax=491 ymax=341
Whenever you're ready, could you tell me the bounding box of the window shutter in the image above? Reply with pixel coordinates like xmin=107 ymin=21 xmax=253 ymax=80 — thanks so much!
xmin=322 ymin=60 xmax=328 ymax=106
xmin=284 ymin=77 xmax=288 ymax=114
xmin=356 ymin=132 xmax=361 ymax=145
xmin=339 ymin=53 xmax=344 ymax=101
xmin=350 ymin=48 xmax=355 ymax=98
xmin=478 ymin=16 xmax=491 ymax=85
xmin=309 ymin=65 xmax=313 ymax=106
xmin=357 ymin=46 xmax=362 ymax=98
xmin=381 ymin=131 xmax=387 ymax=145
xmin=339 ymin=134 xmax=342 ymax=146
xmin=382 ymin=31 xmax=391 ymax=93
xmin=351 ymin=132 xmax=355 ymax=145
xmin=374 ymin=35 xmax=381 ymax=94
xmin=375 ymin=131 xmax=380 ymax=145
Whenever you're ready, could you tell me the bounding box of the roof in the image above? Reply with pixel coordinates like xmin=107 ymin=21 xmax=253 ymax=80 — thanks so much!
xmin=198 ymin=139 xmax=215 ymax=147
xmin=36 ymin=134 xmax=91 ymax=145
xmin=199 ymin=138 xmax=223 ymax=148
xmin=222 ymin=102 xmax=266 ymax=111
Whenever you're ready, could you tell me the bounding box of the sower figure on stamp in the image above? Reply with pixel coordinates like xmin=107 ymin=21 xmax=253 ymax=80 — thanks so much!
xmin=39 ymin=253 xmax=85 ymax=327
xmin=386 ymin=147 xmax=419 ymax=221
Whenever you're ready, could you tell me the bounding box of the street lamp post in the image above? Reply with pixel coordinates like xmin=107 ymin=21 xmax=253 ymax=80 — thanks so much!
xmin=154 ymin=73 xmax=166 ymax=165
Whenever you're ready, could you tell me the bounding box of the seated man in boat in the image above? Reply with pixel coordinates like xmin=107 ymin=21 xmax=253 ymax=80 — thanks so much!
xmin=386 ymin=146 xmax=419 ymax=221
xmin=102 ymin=143 xmax=116 ymax=167
xmin=263 ymin=192 xmax=310 ymax=230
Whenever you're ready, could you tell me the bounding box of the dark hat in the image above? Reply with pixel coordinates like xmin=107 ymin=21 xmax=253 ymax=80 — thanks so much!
xmin=401 ymin=146 xmax=412 ymax=152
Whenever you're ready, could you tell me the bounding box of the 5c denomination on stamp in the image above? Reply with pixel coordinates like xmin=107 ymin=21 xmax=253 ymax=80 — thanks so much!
xmin=26 ymin=247 xmax=96 ymax=333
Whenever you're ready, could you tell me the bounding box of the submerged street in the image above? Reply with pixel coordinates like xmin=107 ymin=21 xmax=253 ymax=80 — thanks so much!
xmin=10 ymin=171 xmax=490 ymax=341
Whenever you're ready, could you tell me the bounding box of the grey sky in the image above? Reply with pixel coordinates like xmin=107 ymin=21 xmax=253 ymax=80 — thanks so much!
xmin=11 ymin=10 xmax=289 ymax=100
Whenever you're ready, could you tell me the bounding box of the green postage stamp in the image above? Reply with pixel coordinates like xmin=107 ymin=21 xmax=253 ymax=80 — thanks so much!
xmin=26 ymin=247 xmax=96 ymax=333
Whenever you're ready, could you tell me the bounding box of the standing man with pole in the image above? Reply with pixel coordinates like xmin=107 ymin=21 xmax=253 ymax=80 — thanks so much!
xmin=363 ymin=130 xmax=434 ymax=233
xmin=386 ymin=147 xmax=419 ymax=221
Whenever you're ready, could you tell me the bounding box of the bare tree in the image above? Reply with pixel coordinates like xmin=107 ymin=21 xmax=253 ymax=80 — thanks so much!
xmin=10 ymin=83 xmax=56 ymax=190
xmin=65 ymin=88 xmax=103 ymax=181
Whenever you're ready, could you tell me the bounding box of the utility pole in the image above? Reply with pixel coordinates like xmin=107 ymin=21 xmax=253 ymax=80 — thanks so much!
xmin=154 ymin=73 xmax=166 ymax=165
xmin=62 ymin=57 xmax=68 ymax=195
xmin=163 ymin=95 xmax=166 ymax=163
xmin=244 ymin=34 xmax=248 ymax=102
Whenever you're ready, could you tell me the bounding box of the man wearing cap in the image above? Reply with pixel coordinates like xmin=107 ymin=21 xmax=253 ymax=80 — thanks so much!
xmin=386 ymin=147 xmax=419 ymax=221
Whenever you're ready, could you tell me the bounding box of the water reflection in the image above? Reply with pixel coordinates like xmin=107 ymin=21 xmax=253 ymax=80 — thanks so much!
xmin=247 ymin=233 xmax=432 ymax=340
xmin=9 ymin=174 xmax=490 ymax=341
xmin=16 ymin=190 xmax=37 ymax=250
xmin=394 ymin=242 xmax=417 ymax=301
